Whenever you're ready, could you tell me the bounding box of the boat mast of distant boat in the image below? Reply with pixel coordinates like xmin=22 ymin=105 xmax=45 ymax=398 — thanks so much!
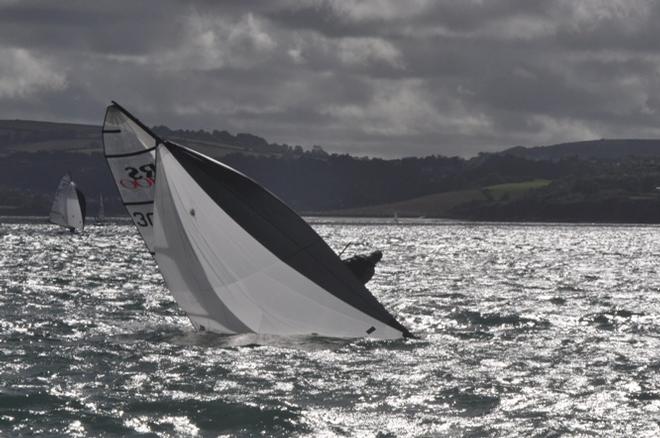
xmin=97 ymin=194 xmax=105 ymax=223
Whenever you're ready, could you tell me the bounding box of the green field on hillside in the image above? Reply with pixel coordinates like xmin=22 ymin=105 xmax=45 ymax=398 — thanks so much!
xmin=483 ymin=179 xmax=551 ymax=200
xmin=329 ymin=179 xmax=552 ymax=218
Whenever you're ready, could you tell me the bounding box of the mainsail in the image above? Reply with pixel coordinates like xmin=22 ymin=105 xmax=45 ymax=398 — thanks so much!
xmin=49 ymin=174 xmax=85 ymax=233
xmin=102 ymin=102 xmax=159 ymax=252
xmin=104 ymin=103 xmax=411 ymax=339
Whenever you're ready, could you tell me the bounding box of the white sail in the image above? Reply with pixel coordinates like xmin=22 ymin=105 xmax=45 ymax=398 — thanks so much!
xmin=49 ymin=174 xmax=85 ymax=233
xmin=104 ymin=102 xmax=411 ymax=339
xmin=152 ymin=143 xmax=410 ymax=339
xmin=102 ymin=102 xmax=158 ymax=252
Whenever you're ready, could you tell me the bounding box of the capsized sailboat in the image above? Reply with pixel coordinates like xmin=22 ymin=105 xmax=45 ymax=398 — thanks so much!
xmin=49 ymin=174 xmax=86 ymax=233
xmin=103 ymin=102 xmax=411 ymax=339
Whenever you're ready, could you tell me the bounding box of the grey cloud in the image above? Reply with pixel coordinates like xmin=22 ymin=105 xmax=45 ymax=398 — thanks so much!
xmin=0 ymin=0 xmax=659 ymax=157
xmin=0 ymin=0 xmax=187 ymax=55
xmin=266 ymin=1 xmax=384 ymax=38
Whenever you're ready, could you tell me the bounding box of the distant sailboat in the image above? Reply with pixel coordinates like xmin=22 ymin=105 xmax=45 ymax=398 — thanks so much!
xmin=49 ymin=174 xmax=86 ymax=233
xmin=102 ymin=102 xmax=411 ymax=339
xmin=96 ymin=194 xmax=106 ymax=224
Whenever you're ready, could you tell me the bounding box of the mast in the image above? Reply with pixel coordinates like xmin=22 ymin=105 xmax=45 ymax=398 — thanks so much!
xmin=98 ymin=194 xmax=105 ymax=222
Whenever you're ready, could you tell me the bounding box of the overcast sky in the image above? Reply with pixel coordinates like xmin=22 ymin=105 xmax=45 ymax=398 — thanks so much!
xmin=1 ymin=0 xmax=660 ymax=157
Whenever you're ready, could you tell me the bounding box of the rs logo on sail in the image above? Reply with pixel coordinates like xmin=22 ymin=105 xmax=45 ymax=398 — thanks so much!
xmin=119 ymin=164 xmax=156 ymax=190
xmin=120 ymin=178 xmax=154 ymax=189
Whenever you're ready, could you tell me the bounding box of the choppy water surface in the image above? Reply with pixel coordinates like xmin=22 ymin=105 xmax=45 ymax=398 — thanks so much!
xmin=2 ymin=219 xmax=660 ymax=436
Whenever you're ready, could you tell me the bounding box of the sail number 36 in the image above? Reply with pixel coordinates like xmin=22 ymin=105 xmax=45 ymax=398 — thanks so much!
xmin=133 ymin=211 xmax=153 ymax=227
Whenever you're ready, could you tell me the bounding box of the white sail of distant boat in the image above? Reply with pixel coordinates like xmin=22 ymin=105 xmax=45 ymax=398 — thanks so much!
xmin=49 ymin=174 xmax=86 ymax=233
xmin=97 ymin=194 xmax=105 ymax=223
xmin=103 ymin=102 xmax=411 ymax=339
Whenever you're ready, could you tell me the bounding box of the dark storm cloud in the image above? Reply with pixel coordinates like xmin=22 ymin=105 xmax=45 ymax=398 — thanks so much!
xmin=267 ymin=2 xmax=379 ymax=38
xmin=1 ymin=0 xmax=659 ymax=157
xmin=0 ymin=1 xmax=185 ymax=55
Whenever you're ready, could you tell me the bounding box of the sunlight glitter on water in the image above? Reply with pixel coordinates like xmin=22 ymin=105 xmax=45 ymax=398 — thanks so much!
xmin=1 ymin=220 xmax=660 ymax=436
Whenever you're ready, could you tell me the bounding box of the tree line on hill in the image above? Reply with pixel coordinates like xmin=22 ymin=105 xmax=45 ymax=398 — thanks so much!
xmin=152 ymin=125 xmax=329 ymax=158
xmin=454 ymin=157 xmax=660 ymax=222
xmin=3 ymin=148 xmax=660 ymax=222
xmin=2 ymin=119 xmax=660 ymax=222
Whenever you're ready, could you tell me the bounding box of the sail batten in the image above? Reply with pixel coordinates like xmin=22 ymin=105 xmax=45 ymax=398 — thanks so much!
xmin=124 ymin=201 xmax=154 ymax=206
xmin=105 ymin=146 xmax=158 ymax=159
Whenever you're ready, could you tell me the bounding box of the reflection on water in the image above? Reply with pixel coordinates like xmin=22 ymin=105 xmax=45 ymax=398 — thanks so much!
xmin=1 ymin=220 xmax=660 ymax=436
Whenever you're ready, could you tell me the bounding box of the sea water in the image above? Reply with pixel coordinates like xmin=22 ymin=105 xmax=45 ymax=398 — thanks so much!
xmin=1 ymin=219 xmax=660 ymax=436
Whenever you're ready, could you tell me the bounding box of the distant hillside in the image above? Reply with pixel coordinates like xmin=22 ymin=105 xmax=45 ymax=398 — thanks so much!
xmin=0 ymin=119 xmax=315 ymax=216
xmin=3 ymin=119 xmax=660 ymax=223
xmin=0 ymin=119 xmax=300 ymax=159
xmin=502 ymin=139 xmax=660 ymax=161
xmin=0 ymin=120 xmax=100 ymax=156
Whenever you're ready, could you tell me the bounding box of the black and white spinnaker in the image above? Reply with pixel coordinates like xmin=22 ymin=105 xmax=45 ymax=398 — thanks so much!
xmin=49 ymin=173 xmax=86 ymax=233
xmin=103 ymin=102 xmax=411 ymax=339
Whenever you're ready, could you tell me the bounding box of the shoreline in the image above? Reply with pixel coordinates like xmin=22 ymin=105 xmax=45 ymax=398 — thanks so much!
xmin=3 ymin=214 xmax=660 ymax=227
